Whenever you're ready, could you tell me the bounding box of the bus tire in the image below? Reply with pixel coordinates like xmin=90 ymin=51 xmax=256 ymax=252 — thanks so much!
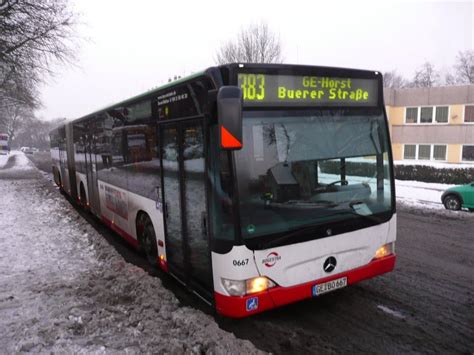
xmin=80 ymin=183 xmax=88 ymax=209
xmin=54 ymin=169 xmax=60 ymax=187
xmin=57 ymin=173 xmax=64 ymax=193
xmin=137 ymin=213 xmax=158 ymax=265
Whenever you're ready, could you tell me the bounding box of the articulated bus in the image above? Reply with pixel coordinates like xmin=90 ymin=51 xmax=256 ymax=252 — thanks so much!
xmin=50 ymin=64 xmax=396 ymax=317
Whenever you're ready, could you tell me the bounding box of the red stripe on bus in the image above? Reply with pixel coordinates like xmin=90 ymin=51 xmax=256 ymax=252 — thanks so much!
xmin=101 ymin=216 xmax=139 ymax=249
xmin=214 ymin=254 xmax=396 ymax=318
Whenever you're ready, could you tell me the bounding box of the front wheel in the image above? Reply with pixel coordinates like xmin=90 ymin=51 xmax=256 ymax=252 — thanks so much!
xmin=443 ymin=195 xmax=461 ymax=211
xmin=137 ymin=214 xmax=158 ymax=265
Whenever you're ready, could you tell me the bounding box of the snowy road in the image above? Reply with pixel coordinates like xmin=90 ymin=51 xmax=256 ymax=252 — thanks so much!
xmin=218 ymin=205 xmax=474 ymax=354
xmin=0 ymin=152 xmax=260 ymax=354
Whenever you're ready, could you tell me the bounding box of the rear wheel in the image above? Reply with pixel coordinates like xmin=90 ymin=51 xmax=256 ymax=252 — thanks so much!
xmin=137 ymin=214 xmax=157 ymax=265
xmin=80 ymin=183 xmax=88 ymax=209
xmin=468 ymin=208 xmax=474 ymax=212
xmin=57 ymin=173 xmax=65 ymax=193
xmin=443 ymin=195 xmax=461 ymax=211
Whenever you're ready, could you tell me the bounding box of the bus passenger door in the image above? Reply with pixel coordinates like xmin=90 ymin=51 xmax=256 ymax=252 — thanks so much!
xmin=160 ymin=121 xmax=212 ymax=297
xmin=161 ymin=124 xmax=186 ymax=279
xmin=85 ymin=135 xmax=100 ymax=215
xmin=182 ymin=121 xmax=212 ymax=296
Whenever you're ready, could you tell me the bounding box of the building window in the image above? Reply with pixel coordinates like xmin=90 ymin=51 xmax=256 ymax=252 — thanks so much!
xmin=403 ymin=144 xmax=447 ymax=161
xmin=418 ymin=145 xmax=431 ymax=160
xmin=420 ymin=107 xmax=433 ymax=123
xmin=404 ymin=144 xmax=416 ymax=159
xmin=465 ymin=105 xmax=474 ymax=123
xmin=405 ymin=107 xmax=418 ymax=123
xmin=433 ymin=145 xmax=447 ymax=161
xmin=435 ymin=106 xmax=449 ymax=123
xmin=462 ymin=145 xmax=474 ymax=161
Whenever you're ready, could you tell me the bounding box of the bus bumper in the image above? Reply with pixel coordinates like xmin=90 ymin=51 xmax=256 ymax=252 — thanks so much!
xmin=214 ymin=254 xmax=396 ymax=318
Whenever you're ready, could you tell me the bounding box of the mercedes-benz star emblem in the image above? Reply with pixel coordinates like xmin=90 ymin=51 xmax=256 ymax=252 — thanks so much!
xmin=323 ymin=256 xmax=337 ymax=273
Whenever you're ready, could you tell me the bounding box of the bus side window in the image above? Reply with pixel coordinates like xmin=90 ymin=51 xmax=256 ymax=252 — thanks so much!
xmin=219 ymin=151 xmax=233 ymax=197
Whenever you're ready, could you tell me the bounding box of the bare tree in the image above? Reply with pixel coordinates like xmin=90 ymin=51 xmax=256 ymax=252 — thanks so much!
xmin=14 ymin=116 xmax=66 ymax=149
xmin=0 ymin=104 xmax=33 ymax=140
xmin=410 ymin=62 xmax=440 ymax=88
xmin=383 ymin=70 xmax=407 ymax=89
xmin=443 ymin=71 xmax=457 ymax=86
xmin=453 ymin=50 xmax=474 ymax=84
xmin=0 ymin=0 xmax=79 ymax=111
xmin=215 ymin=23 xmax=283 ymax=64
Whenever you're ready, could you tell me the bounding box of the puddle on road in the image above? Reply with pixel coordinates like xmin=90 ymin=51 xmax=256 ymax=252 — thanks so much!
xmin=377 ymin=305 xmax=406 ymax=319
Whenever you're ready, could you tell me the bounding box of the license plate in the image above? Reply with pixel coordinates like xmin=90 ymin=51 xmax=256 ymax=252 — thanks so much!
xmin=312 ymin=277 xmax=347 ymax=296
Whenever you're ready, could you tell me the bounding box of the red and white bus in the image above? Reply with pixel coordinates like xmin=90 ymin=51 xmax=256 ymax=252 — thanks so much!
xmin=50 ymin=64 xmax=396 ymax=317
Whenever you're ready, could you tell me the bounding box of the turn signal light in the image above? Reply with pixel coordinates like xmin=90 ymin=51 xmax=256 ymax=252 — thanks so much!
xmin=375 ymin=243 xmax=394 ymax=259
xmin=222 ymin=276 xmax=276 ymax=296
xmin=246 ymin=277 xmax=275 ymax=294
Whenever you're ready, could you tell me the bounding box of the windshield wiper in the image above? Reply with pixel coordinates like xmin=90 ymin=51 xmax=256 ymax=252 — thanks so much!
xmin=258 ymin=224 xmax=320 ymax=250
xmin=257 ymin=206 xmax=379 ymax=250
xmin=321 ymin=208 xmax=380 ymax=223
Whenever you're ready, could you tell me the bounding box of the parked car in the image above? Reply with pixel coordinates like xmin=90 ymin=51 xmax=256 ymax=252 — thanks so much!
xmin=21 ymin=147 xmax=35 ymax=154
xmin=441 ymin=182 xmax=474 ymax=211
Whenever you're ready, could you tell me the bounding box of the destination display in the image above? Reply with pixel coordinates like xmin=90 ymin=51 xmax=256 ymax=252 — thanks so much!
xmin=238 ymin=73 xmax=379 ymax=107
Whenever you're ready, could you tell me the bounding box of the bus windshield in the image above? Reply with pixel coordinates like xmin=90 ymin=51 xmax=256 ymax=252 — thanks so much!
xmin=234 ymin=108 xmax=393 ymax=241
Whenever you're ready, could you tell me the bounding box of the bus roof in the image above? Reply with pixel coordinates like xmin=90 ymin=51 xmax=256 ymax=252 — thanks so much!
xmin=69 ymin=63 xmax=382 ymax=126
xmin=76 ymin=70 xmax=206 ymax=123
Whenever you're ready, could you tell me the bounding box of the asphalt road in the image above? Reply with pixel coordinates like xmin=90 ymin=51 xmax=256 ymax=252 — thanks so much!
xmin=29 ymin=152 xmax=474 ymax=354
xmin=217 ymin=207 xmax=474 ymax=354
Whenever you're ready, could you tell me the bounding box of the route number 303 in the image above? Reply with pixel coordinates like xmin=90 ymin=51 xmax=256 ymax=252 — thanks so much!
xmin=238 ymin=74 xmax=265 ymax=101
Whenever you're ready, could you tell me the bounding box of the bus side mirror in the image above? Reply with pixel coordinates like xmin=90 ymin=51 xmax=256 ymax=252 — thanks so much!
xmin=217 ymin=86 xmax=243 ymax=150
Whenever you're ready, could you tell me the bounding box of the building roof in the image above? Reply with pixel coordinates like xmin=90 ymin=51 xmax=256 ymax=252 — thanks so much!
xmin=384 ymin=85 xmax=474 ymax=106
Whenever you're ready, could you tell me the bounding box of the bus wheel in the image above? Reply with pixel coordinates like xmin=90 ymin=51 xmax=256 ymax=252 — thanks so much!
xmin=55 ymin=171 xmax=60 ymax=187
xmin=137 ymin=214 xmax=157 ymax=265
xmin=80 ymin=183 xmax=88 ymax=209
xmin=57 ymin=173 xmax=64 ymax=193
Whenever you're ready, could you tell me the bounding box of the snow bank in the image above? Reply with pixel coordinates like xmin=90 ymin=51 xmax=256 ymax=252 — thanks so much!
xmin=0 ymin=151 xmax=40 ymax=179
xmin=395 ymin=179 xmax=455 ymax=208
xmin=0 ymin=157 xmax=262 ymax=354
xmin=395 ymin=160 xmax=474 ymax=170
xmin=0 ymin=154 xmax=8 ymax=168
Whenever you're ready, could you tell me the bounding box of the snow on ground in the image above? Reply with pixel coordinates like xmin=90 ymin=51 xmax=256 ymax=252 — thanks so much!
xmin=0 ymin=150 xmax=39 ymax=179
xmin=394 ymin=160 xmax=474 ymax=169
xmin=0 ymin=153 xmax=261 ymax=354
xmin=395 ymin=179 xmax=455 ymax=210
xmin=0 ymin=154 xmax=8 ymax=168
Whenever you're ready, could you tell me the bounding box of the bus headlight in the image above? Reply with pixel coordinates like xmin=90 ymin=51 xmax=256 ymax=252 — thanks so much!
xmin=221 ymin=278 xmax=246 ymax=296
xmin=222 ymin=277 xmax=276 ymax=296
xmin=375 ymin=243 xmax=394 ymax=259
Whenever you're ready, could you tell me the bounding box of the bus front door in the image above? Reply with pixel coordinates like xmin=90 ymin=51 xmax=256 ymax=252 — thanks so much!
xmin=160 ymin=120 xmax=212 ymax=298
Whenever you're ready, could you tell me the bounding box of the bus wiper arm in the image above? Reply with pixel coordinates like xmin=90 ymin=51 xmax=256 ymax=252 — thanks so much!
xmin=322 ymin=208 xmax=380 ymax=223
xmin=258 ymin=225 xmax=320 ymax=250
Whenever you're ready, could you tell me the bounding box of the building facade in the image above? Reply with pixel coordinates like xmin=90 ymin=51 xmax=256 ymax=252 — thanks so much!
xmin=384 ymin=85 xmax=474 ymax=164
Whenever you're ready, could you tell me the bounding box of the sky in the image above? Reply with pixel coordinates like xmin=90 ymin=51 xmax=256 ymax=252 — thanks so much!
xmin=38 ymin=0 xmax=473 ymax=120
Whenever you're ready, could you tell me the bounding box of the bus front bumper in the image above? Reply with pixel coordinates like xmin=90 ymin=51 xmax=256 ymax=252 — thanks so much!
xmin=214 ymin=254 xmax=396 ymax=318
